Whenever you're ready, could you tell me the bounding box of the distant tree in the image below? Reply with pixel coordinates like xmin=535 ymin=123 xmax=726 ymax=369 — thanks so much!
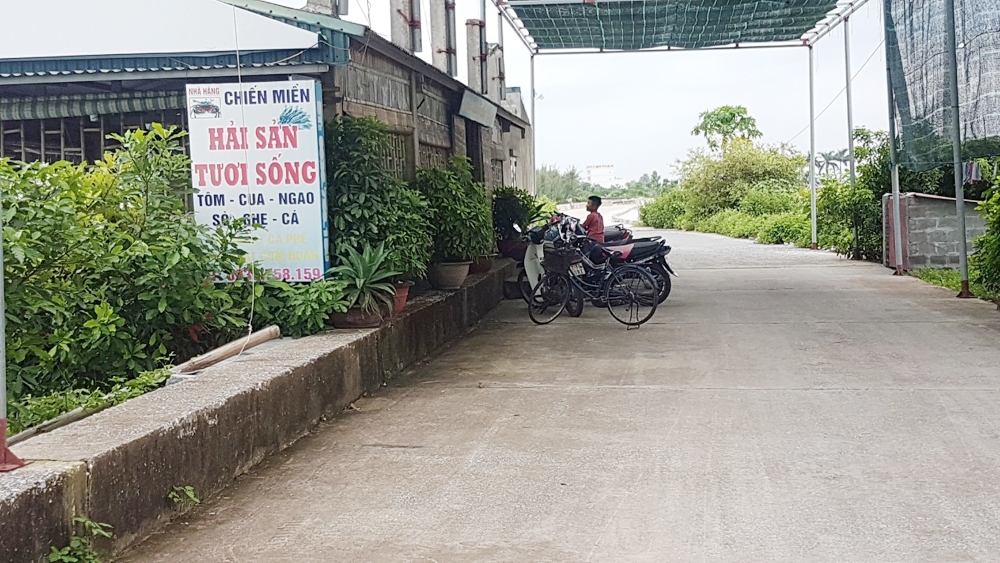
xmin=535 ymin=166 xmax=674 ymax=203
xmin=691 ymin=106 xmax=763 ymax=152
xmin=854 ymin=128 xmax=942 ymax=197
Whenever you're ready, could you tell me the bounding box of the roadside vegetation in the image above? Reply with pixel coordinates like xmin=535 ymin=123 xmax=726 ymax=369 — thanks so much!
xmin=639 ymin=106 xmax=999 ymax=276
xmin=3 ymin=116 xmax=536 ymax=436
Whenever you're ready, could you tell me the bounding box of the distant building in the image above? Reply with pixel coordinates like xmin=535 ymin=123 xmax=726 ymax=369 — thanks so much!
xmin=586 ymin=165 xmax=622 ymax=188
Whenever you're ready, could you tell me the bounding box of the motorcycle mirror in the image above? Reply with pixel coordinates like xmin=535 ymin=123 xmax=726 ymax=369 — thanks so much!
xmin=513 ymin=223 xmax=522 ymax=233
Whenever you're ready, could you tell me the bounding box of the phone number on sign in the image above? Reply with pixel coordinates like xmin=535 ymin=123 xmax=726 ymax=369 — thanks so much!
xmin=271 ymin=268 xmax=324 ymax=281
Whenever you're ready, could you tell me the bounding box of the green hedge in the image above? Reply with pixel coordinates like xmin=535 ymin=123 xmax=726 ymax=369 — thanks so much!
xmin=638 ymin=189 xmax=688 ymax=228
xmin=0 ymin=127 xmax=353 ymax=400
xmin=972 ymin=191 xmax=1000 ymax=296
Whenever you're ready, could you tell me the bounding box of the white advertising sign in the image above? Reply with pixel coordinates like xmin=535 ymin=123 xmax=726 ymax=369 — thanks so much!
xmin=186 ymin=80 xmax=328 ymax=282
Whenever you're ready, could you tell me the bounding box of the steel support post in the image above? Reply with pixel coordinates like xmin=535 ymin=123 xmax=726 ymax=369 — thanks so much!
xmin=530 ymin=54 xmax=536 ymax=193
xmin=480 ymin=0 xmax=489 ymax=94
xmin=944 ymin=0 xmax=973 ymax=297
xmin=844 ymin=17 xmax=857 ymax=185
xmin=884 ymin=0 xmax=906 ymax=275
xmin=809 ymin=45 xmax=818 ymax=250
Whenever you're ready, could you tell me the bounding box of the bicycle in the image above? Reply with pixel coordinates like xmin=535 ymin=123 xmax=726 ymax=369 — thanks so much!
xmin=528 ymin=237 xmax=659 ymax=327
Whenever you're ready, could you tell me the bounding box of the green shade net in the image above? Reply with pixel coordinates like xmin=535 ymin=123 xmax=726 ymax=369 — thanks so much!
xmin=886 ymin=0 xmax=1000 ymax=171
xmin=511 ymin=0 xmax=839 ymax=50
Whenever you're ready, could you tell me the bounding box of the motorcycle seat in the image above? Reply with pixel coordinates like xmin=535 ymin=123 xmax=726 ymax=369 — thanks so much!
xmin=611 ymin=241 xmax=663 ymax=261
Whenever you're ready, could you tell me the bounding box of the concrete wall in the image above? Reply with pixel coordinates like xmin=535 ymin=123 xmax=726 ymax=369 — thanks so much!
xmin=883 ymin=193 xmax=987 ymax=269
xmin=0 ymin=262 xmax=513 ymax=563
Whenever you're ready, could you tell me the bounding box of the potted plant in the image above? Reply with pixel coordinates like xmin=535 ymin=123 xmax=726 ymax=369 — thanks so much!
xmin=383 ymin=185 xmax=434 ymax=313
xmin=469 ymin=250 xmax=498 ymax=274
xmin=415 ymin=158 xmax=495 ymax=290
xmin=493 ymin=186 xmax=544 ymax=262
xmin=328 ymin=243 xmax=401 ymax=328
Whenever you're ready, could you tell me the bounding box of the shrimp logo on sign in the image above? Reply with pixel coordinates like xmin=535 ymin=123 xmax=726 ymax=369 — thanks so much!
xmin=190 ymin=98 xmax=222 ymax=119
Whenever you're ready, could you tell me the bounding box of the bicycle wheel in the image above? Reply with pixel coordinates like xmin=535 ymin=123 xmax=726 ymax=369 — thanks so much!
xmin=604 ymin=265 xmax=658 ymax=326
xmin=645 ymin=262 xmax=672 ymax=304
xmin=528 ymin=274 xmax=569 ymax=325
xmin=517 ymin=269 xmax=533 ymax=304
xmin=566 ymin=285 xmax=585 ymax=317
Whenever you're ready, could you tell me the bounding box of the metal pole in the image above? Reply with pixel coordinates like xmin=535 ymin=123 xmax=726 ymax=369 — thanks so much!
xmin=0 ymin=192 xmax=27 ymax=471
xmin=884 ymin=0 xmax=905 ymax=275
xmin=844 ymin=16 xmax=861 ymax=260
xmin=809 ymin=45 xmax=818 ymax=249
xmin=944 ymin=0 xmax=973 ymax=297
xmin=498 ymin=8 xmax=505 ymax=100
xmin=530 ymin=53 xmax=536 ymax=194
xmin=844 ymin=17 xmax=857 ymax=185
xmin=480 ymin=0 xmax=488 ymax=95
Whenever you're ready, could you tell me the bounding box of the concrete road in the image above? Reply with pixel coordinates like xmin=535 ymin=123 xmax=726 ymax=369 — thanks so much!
xmin=120 ymin=230 xmax=1000 ymax=562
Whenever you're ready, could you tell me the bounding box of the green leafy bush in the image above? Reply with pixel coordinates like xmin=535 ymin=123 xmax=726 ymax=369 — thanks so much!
xmin=816 ymin=176 xmax=882 ymax=260
xmin=1 ymin=127 xmax=258 ymax=397
xmin=383 ymin=187 xmax=433 ymax=279
xmin=414 ymin=157 xmax=494 ymax=262
xmin=325 ymin=116 xmax=432 ymax=277
xmin=695 ymin=210 xmax=766 ymax=239
xmin=679 ymin=140 xmax=806 ymax=218
xmin=854 ymin=127 xmax=943 ymax=197
xmin=739 ymin=183 xmax=800 ymax=216
xmin=2 ymin=125 xmax=354 ymax=435
xmin=639 ymin=189 xmax=688 ymax=228
xmin=972 ymin=190 xmax=1000 ymax=297
xmin=536 ymin=195 xmax=559 ymax=218
xmin=756 ymin=213 xmax=812 ymax=246
xmin=493 ymin=186 xmax=543 ymax=241
xmin=253 ymin=280 xmax=349 ymax=338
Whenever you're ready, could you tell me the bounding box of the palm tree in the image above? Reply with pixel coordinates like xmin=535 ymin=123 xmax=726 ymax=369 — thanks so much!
xmin=818 ymin=151 xmax=842 ymax=175
xmin=821 ymin=149 xmax=853 ymax=177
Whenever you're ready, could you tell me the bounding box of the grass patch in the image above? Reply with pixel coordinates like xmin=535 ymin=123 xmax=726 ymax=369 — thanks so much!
xmin=910 ymin=268 xmax=999 ymax=303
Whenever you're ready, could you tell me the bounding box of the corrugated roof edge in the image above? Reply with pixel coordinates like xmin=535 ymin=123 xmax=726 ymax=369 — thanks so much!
xmin=220 ymin=0 xmax=366 ymax=37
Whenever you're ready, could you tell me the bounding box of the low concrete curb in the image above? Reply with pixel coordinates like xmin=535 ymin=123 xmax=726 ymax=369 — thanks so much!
xmin=0 ymin=260 xmax=514 ymax=562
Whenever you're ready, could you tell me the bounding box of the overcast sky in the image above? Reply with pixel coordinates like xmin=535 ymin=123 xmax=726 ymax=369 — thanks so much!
xmin=275 ymin=0 xmax=890 ymax=181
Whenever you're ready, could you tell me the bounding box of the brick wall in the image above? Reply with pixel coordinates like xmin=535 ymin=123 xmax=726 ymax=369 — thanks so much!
xmin=882 ymin=193 xmax=987 ymax=269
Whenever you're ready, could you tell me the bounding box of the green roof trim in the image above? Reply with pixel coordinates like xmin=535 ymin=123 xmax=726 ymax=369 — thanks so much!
xmin=0 ymin=91 xmax=185 ymax=121
xmin=0 ymin=48 xmax=344 ymax=83
xmin=510 ymin=0 xmax=839 ymax=50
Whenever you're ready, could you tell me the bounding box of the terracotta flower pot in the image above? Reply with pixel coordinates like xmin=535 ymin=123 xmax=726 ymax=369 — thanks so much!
xmin=331 ymin=306 xmax=389 ymax=329
xmin=393 ymin=281 xmax=415 ymax=315
xmin=469 ymin=255 xmax=495 ymax=274
xmin=428 ymin=262 xmax=471 ymax=290
xmin=497 ymin=239 xmax=527 ymax=262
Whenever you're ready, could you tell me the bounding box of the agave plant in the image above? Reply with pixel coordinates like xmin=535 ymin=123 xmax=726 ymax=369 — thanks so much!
xmin=329 ymin=243 xmax=401 ymax=316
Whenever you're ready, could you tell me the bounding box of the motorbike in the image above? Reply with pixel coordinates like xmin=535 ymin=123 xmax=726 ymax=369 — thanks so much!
xmin=515 ymin=222 xmax=548 ymax=303
xmin=604 ymin=224 xmax=632 ymax=243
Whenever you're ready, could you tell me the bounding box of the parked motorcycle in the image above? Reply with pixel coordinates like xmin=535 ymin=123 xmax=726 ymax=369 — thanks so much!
xmin=604 ymin=224 xmax=632 ymax=243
